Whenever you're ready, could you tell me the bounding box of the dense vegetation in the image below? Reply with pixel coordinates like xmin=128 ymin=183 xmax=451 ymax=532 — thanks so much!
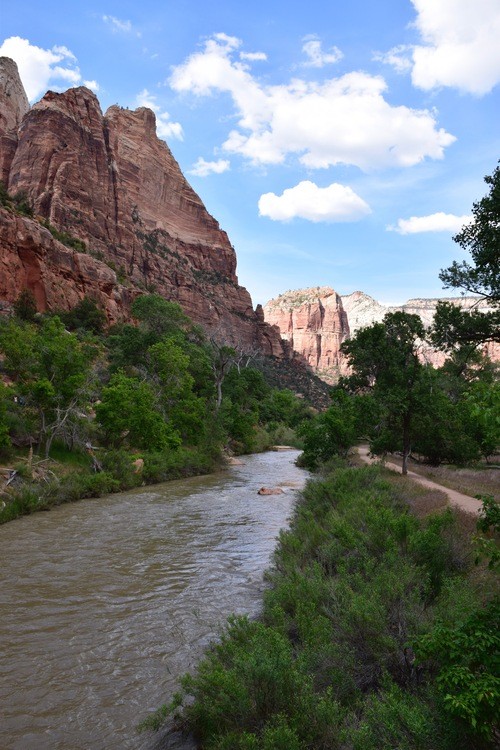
xmin=142 ymin=464 xmax=498 ymax=748
xmin=0 ymin=294 xmax=313 ymax=523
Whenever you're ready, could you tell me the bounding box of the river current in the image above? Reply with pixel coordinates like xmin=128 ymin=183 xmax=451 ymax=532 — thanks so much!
xmin=0 ymin=450 xmax=307 ymax=750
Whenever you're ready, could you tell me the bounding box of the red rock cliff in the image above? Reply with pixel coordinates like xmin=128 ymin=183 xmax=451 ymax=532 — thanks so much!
xmin=263 ymin=287 xmax=350 ymax=382
xmin=0 ymin=58 xmax=283 ymax=355
xmin=265 ymin=287 xmax=499 ymax=382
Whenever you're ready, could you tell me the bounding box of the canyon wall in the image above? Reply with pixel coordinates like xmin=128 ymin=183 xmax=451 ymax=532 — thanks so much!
xmin=263 ymin=287 xmax=350 ymax=381
xmin=264 ymin=287 xmax=498 ymax=382
xmin=0 ymin=57 xmax=283 ymax=356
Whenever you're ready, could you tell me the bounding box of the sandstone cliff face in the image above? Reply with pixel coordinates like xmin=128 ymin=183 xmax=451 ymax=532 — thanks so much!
xmin=263 ymin=287 xmax=350 ymax=381
xmin=0 ymin=57 xmax=29 ymax=185
xmin=0 ymin=59 xmax=283 ymax=356
xmin=265 ymin=288 xmax=499 ymax=382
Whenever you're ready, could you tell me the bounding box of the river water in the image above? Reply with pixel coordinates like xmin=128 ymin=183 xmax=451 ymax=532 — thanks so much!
xmin=0 ymin=450 xmax=307 ymax=750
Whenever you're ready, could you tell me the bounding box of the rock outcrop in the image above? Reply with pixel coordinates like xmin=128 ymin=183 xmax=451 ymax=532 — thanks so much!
xmin=263 ymin=287 xmax=350 ymax=381
xmin=0 ymin=58 xmax=284 ymax=355
xmin=265 ymin=287 xmax=499 ymax=382
xmin=0 ymin=58 xmax=29 ymax=185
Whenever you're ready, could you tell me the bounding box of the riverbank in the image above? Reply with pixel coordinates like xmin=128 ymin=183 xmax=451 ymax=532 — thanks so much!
xmin=146 ymin=461 xmax=498 ymax=749
xmin=0 ymin=450 xmax=307 ymax=749
xmin=0 ymin=445 xmax=223 ymax=525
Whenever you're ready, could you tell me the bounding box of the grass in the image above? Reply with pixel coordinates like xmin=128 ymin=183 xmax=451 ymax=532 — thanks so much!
xmin=0 ymin=444 xmax=222 ymax=524
xmin=380 ymin=453 xmax=499 ymax=501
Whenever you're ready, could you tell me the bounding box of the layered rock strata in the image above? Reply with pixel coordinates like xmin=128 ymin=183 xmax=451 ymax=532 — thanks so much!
xmin=265 ymin=287 xmax=498 ymax=382
xmin=263 ymin=287 xmax=350 ymax=381
xmin=0 ymin=58 xmax=283 ymax=355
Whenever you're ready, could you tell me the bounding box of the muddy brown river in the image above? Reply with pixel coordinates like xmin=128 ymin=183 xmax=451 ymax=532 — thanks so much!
xmin=0 ymin=450 xmax=307 ymax=750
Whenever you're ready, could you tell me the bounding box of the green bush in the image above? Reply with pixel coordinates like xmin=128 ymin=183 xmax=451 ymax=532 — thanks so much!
xmin=145 ymin=464 xmax=495 ymax=749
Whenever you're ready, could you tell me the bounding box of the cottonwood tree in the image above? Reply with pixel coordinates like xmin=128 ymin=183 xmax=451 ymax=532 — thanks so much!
xmin=433 ymin=163 xmax=500 ymax=353
xmin=340 ymin=312 xmax=426 ymax=474
xmin=0 ymin=316 xmax=98 ymax=457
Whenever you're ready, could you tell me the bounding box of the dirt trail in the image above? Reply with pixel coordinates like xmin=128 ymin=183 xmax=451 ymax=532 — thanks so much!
xmin=357 ymin=445 xmax=483 ymax=515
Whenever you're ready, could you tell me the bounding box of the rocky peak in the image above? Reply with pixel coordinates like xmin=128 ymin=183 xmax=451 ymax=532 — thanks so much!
xmin=264 ymin=287 xmax=350 ymax=381
xmin=0 ymin=57 xmax=30 ymax=184
xmin=0 ymin=58 xmax=284 ymax=355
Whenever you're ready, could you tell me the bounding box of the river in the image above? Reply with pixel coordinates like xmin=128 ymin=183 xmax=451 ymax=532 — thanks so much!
xmin=0 ymin=450 xmax=307 ymax=750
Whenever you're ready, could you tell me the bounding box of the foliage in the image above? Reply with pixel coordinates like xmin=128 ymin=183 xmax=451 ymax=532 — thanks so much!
xmin=13 ymin=289 xmax=38 ymax=322
xmin=435 ymin=163 xmax=500 ymax=354
xmin=146 ymin=465 xmax=492 ymax=749
xmin=0 ymin=382 xmax=11 ymax=456
xmin=59 ymin=296 xmax=106 ymax=334
xmin=41 ymin=219 xmax=87 ymax=251
xmin=340 ymin=312 xmax=426 ymax=473
xmin=416 ymin=599 xmax=500 ymax=741
xmin=440 ymin=163 xmax=500 ymax=302
xmin=0 ymin=316 xmax=97 ymax=457
xmin=298 ymin=390 xmax=359 ymax=468
xmin=96 ymin=371 xmax=181 ymax=450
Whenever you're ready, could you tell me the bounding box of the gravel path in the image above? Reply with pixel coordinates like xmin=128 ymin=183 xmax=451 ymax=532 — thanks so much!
xmin=357 ymin=445 xmax=483 ymax=515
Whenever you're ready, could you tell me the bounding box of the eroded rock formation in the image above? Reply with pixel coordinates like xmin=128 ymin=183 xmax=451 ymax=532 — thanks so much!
xmin=263 ymin=287 xmax=350 ymax=381
xmin=0 ymin=58 xmax=283 ymax=355
xmin=265 ymin=287 xmax=498 ymax=382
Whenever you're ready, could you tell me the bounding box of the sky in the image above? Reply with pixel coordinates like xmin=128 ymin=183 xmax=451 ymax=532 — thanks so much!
xmin=1 ymin=1 xmax=499 ymax=306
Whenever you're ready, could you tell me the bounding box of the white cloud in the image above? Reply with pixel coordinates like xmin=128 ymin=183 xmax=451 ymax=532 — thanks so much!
xmin=380 ymin=1 xmax=500 ymax=94
xmin=170 ymin=33 xmax=455 ymax=170
xmin=135 ymin=88 xmax=183 ymax=140
xmin=302 ymin=38 xmax=343 ymax=68
xmin=102 ymin=15 xmax=132 ymax=33
xmin=240 ymin=51 xmax=267 ymax=62
xmin=388 ymin=212 xmax=473 ymax=234
xmin=373 ymin=45 xmax=413 ymax=73
xmin=0 ymin=36 xmax=97 ymax=101
xmin=189 ymin=157 xmax=230 ymax=177
xmin=258 ymin=180 xmax=371 ymax=223
xmin=83 ymin=80 xmax=100 ymax=92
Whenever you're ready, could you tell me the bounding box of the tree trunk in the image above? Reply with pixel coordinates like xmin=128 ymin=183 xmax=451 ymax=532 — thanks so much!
xmin=402 ymin=415 xmax=411 ymax=475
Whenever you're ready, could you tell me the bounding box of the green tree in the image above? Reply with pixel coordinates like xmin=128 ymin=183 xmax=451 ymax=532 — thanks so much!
xmin=13 ymin=289 xmax=38 ymax=322
xmin=298 ymin=390 xmax=359 ymax=468
xmin=60 ymin=297 xmax=107 ymax=335
xmin=95 ymin=371 xmax=181 ymax=450
xmin=340 ymin=312 xmax=426 ymax=474
xmin=416 ymin=598 xmax=500 ymax=742
xmin=131 ymin=295 xmax=189 ymax=338
xmin=147 ymin=339 xmax=205 ymax=443
xmin=0 ymin=383 xmax=11 ymax=456
xmin=0 ymin=316 xmax=96 ymax=456
xmin=434 ymin=163 xmax=500 ymax=353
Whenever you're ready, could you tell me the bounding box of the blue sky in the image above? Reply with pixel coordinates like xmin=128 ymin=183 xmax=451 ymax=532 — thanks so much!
xmin=1 ymin=1 xmax=499 ymax=305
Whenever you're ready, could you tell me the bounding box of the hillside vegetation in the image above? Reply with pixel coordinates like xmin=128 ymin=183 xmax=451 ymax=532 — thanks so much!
xmin=0 ymin=293 xmax=315 ymax=523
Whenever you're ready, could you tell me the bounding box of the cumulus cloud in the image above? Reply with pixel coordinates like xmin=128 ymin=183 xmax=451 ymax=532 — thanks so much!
xmin=258 ymin=181 xmax=371 ymax=223
xmin=83 ymin=79 xmax=100 ymax=92
xmin=388 ymin=212 xmax=473 ymax=234
xmin=373 ymin=45 xmax=413 ymax=74
xmin=0 ymin=36 xmax=98 ymax=101
xmin=380 ymin=0 xmax=500 ymax=94
xmin=169 ymin=33 xmax=455 ymax=170
xmin=189 ymin=157 xmax=230 ymax=177
xmin=135 ymin=89 xmax=183 ymax=140
xmin=240 ymin=51 xmax=267 ymax=62
xmin=302 ymin=38 xmax=343 ymax=67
